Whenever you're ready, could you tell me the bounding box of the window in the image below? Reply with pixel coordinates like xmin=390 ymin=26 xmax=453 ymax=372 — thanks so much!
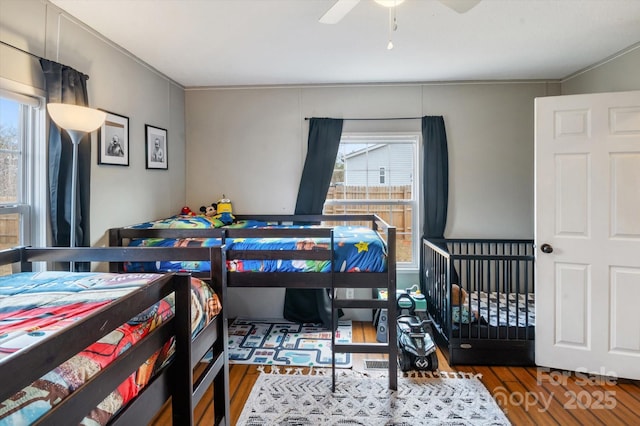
xmin=324 ymin=133 xmax=419 ymax=269
xmin=0 ymin=83 xmax=46 ymax=274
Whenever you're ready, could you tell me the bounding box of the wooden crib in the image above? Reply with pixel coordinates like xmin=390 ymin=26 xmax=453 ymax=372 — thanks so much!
xmin=422 ymin=238 xmax=535 ymax=366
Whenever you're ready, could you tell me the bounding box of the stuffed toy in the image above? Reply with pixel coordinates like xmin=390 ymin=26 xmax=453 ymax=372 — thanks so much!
xmin=180 ymin=206 xmax=195 ymax=216
xmin=451 ymin=284 xmax=468 ymax=306
xmin=213 ymin=195 xmax=235 ymax=225
xmin=199 ymin=203 xmax=217 ymax=217
xmin=451 ymin=284 xmax=480 ymax=324
xmin=198 ymin=202 xmax=226 ymax=227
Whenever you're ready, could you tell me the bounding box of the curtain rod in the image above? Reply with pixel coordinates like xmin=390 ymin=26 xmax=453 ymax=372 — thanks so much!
xmin=0 ymin=40 xmax=43 ymax=61
xmin=1 ymin=40 xmax=89 ymax=80
xmin=304 ymin=116 xmax=423 ymax=121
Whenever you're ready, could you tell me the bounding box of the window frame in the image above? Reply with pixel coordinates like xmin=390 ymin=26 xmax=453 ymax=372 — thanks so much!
xmin=0 ymin=78 xmax=47 ymax=255
xmin=325 ymin=132 xmax=421 ymax=270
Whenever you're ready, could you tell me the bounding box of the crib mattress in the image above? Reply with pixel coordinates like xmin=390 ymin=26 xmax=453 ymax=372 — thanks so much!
xmin=0 ymin=271 xmax=219 ymax=425
xmin=468 ymin=291 xmax=535 ymax=328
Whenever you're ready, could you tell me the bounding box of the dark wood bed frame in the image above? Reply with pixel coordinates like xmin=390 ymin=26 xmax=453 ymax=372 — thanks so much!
xmin=109 ymin=214 xmax=399 ymax=390
xmin=422 ymin=238 xmax=535 ymax=367
xmin=0 ymin=246 xmax=229 ymax=426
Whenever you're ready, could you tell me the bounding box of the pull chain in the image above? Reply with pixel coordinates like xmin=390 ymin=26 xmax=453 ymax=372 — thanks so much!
xmin=387 ymin=3 xmax=398 ymax=50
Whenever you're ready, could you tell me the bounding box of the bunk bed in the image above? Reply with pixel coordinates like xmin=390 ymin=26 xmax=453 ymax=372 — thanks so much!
xmin=422 ymin=238 xmax=535 ymax=366
xmin=0 ymin=246 xmax=229 ymax=426
xmin=109 ymin=213 xmax=398 ymax=390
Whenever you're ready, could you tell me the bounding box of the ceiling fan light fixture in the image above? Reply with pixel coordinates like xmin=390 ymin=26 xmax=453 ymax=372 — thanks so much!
xmin=374 ymin=0 xmax=405 ymax=7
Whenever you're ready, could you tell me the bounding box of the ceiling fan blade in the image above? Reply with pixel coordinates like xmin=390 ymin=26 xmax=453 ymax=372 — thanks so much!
xmin=438 ymin=0 xmax=481 ymax=13
xmin=319 ymin=0 xmax=361 ymax=24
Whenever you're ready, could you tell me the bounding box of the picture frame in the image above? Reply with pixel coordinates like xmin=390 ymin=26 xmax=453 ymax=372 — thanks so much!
xmin=145 ymin=125 xmax=168 ymax=170
xmin=98 ymin=110 xmax=129 ymax=166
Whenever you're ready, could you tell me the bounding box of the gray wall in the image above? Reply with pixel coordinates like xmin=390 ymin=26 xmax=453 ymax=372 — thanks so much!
xmin=0 ymin=0 xmax=187 ymax=248
xmin=186 ymin=82 xmax=558 ymax=237
xmin=561 ymin=44 xmax=640 ymax=95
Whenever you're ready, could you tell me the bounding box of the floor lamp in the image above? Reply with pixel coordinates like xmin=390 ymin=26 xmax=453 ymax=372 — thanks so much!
xmin=46 ymin=103 xmax=106 ymax=270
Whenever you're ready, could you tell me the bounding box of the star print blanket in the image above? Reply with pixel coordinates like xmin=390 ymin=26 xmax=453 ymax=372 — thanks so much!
xmin=125 ymin=216 xmax=387 ymax=273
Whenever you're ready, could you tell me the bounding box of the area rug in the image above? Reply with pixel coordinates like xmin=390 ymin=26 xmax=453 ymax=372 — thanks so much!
xmin=237 ymin=369 xmax=511 ymax=426
xmin=228 ymin=318 xmax=352 ymax=368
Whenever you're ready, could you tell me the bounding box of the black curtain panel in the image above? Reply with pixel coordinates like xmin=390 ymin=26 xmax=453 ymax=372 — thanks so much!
xmin=421 ymin=116 xmax=458 ymax=286
xmin=284 ymin=118 xmax=343 ymax=330
xmin=40 ymin=59 xmax=91 ymax=269
xmin=421 ymin=116 xmax=449 ymax=239
xmin=294 ymin=118 xmax=344 ymax=215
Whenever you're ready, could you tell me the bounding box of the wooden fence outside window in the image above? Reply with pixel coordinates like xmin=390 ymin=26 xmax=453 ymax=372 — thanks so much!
xmin=325 ymin=185 xmax=414 ymax=262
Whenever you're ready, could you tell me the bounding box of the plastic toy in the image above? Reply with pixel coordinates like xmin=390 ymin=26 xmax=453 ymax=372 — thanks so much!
xmin=396 ymin=292 xmax=438 ymax=372
xmin=405 ymin=284 xmax=427 ymax=312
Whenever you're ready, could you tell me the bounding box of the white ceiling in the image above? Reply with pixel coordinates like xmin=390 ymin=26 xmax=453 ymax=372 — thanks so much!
xmin=49 ymin=0 xmax=640 ymax=88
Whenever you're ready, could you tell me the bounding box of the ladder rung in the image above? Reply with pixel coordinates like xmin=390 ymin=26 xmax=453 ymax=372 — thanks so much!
xmin=333 ymin=299 xmax=388 ymax=309
xmin=334 ymin=343 xmax=389 ymax=354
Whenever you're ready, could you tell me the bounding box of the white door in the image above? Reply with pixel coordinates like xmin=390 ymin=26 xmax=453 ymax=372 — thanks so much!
xmin=535 ymin=90 xmax=640 ymax=380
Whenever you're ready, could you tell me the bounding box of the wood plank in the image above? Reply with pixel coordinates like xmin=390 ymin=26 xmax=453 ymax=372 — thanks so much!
xmin=471 ymin=366 xmax=534 ymax=425
xmin=525 ymin=367 xmax=607 ymax=426
xmin=228 ymin=363 xmax=250 ymax=402
xmin=503 ymin=380 xmax=558 ymax=426
xmin=507 ymin=367 xmax=565 ymax=426
xmin=194 ymin=385 xmax=213 ymax=424
xmin=230 ymin=366 xmax=260 ymax=426
xmin=435 ymin=348 xmax=450 ymax=370
xmin=553 ymin=371 xmax=637 ymax=425
xmin=148 ymin=400 xmax=171 ymax=425
xmin=618 ymin=382 xmax=640 ymax=404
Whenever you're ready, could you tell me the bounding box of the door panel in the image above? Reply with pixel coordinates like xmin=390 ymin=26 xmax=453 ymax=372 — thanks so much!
xmin=610 ymin=153 xmax=640 ymax=238
xmin=555 ymin=154 xmax=589 ymax=236
xmin=554 ymin=262 xmax=590 ymax=348
xmin=610 ymin=267 xmax=640 ymax=353
xmin=535 ymin=90 xmax=640 ymax=380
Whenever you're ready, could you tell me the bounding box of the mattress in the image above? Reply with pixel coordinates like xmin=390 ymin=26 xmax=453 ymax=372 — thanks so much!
xmin=124 ymin=215 xmax=388 ymax=274
xmin=0 ymin=271 xmax=219 ymax=425
xmin=468 ymin=291 xmax=535 ymax=328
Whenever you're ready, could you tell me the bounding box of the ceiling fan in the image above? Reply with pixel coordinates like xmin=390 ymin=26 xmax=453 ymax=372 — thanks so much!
xmin=319 ymin=0 xmax=481 ymax=24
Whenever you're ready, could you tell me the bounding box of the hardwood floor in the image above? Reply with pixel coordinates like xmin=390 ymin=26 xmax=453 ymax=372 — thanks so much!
xmin=151 ymin=321 xmax=640 ymax=425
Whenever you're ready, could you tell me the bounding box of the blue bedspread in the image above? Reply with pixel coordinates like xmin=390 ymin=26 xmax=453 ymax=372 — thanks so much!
xmin=124 ymin=216 xmax=387 ymax=273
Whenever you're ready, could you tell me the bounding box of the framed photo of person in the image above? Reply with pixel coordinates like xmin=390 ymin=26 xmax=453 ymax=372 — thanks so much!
xmin=98 ymin=110 xmax=129 ymax=166
xmin=145 ymin=125 xmax=168 ymax=170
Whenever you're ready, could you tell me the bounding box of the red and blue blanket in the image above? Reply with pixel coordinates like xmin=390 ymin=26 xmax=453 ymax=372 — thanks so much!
xmin=0 ymin=271 xmax=219 ymax=425
xmin=125 ymin=215 xmax=388 ymax=274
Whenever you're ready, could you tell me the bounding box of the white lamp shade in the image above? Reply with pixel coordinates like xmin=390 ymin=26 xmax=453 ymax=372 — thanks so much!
xmin=47 ymin=103 xmax=106 ymax=133
xmin=374 ymin=0 xmax=405 ymax=7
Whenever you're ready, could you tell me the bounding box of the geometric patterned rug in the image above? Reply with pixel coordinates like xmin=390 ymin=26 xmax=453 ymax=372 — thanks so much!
xmin=228 ymin=318 xmax=352 ymax=368
xmin=236 ymin=369 xmax=511 ymax=425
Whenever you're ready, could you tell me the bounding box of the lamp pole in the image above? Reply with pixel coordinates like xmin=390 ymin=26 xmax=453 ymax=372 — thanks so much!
xmin=66 ymin=130 xmax=84 ymax=248
xmin=66 ymin=130 xmax=84 ymax=271
xmin=46 ymin=103 xmax=106 ymax=271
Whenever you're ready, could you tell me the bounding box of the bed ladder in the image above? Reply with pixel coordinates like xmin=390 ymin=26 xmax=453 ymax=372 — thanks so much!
xmin=331 ymin=227 xmax=398 ymax=391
